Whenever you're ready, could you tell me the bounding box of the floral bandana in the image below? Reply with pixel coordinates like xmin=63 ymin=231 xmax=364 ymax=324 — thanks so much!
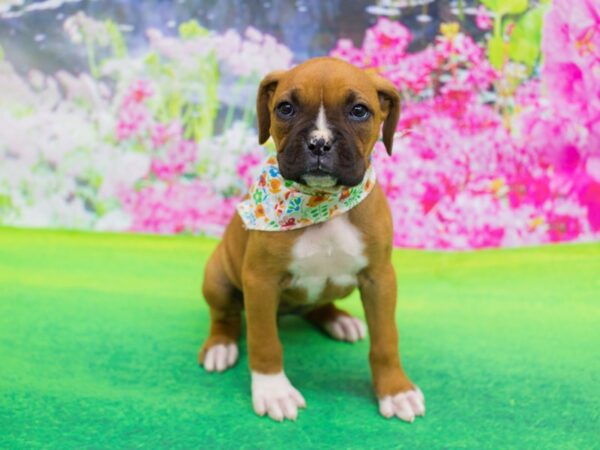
xmin=237 ymin=156 xmax=376 ymax=231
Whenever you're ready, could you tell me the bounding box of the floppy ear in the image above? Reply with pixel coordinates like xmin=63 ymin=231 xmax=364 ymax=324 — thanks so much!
xmin=256 ymin=70 xmax=285 ymax=145
xmin=369 ymin=74 xmax=401 ymax=155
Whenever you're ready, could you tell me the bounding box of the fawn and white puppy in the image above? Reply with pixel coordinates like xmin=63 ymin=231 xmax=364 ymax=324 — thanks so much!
xmin=199 ymin=57 xmax=424 ymax=422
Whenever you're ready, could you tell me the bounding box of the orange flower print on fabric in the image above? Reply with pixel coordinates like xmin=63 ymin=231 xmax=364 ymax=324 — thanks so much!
xmin=258 ymin=173 xmax=267 ymax=188
xmin=307 ymin=195 xmax=327 ymax=207
xmin=269 ymin=178 xmax=282 ymax=193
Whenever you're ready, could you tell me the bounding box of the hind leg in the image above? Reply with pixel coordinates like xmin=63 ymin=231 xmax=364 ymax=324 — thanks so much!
xmin=305 ymin=302 xmax=367 ymax=343
xmin=199 ymin=249 xmax=242 ymax=372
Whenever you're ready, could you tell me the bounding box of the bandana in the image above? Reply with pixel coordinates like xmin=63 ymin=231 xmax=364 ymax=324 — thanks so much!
xmin=237 ymin=156 xmax=376 ymax=231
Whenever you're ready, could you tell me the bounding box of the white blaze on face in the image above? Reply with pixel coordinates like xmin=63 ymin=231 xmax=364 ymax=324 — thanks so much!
xmin=303 ymin=95 xmax=338 ymax=187
xmin=310 ymin=101 xmax=333 ymax=143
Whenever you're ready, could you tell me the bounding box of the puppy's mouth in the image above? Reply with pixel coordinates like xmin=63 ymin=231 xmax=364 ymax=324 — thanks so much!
xmin=301 ymin=171 xmax=338 ymax=188
xmin=277 ymin=134 xmax=365 ymax=188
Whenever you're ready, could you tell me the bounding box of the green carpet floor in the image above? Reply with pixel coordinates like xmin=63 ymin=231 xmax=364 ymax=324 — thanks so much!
xmin=0 ymin=227 xmax=599 ymax=449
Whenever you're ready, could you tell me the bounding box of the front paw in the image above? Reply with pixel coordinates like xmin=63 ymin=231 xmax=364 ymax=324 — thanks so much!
xmin=379 ymin=387 xmax=425 ymax=422
xmin=252 ymin=371 xmax=306 ymax=422
xmin=199 ymin=336 xmax=239 ymax=372
xmin=323 ymin=315 xmax=367 ymax=343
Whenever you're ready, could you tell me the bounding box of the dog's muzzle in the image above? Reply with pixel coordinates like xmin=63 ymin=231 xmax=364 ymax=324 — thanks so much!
xmin=301 ymin=137 xmax=339 ymax=188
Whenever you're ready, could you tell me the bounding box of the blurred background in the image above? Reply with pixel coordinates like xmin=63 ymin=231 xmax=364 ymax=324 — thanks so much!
xmin=0 ymin=0 xmax=598 ymax=249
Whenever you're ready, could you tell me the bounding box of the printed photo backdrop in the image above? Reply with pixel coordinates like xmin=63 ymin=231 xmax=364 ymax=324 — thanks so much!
xmin=0 ymin=0 xmax=599 ymax=249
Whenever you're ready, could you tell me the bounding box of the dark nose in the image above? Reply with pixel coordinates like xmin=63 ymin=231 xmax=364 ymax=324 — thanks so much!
xmin=307 ymin=137 xmax=333 ymax=156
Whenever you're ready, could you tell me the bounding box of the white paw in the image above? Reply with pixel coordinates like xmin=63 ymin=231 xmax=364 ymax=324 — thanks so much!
xmin=251 ymin=371 xmax=306 ymax=422
xmin=323 ymin=315 xmax=367 ymax=342
xmin=203 ymin=343 xmax=238 ymax=372
xmin=379 ymin=388 xmax=425 ymax=422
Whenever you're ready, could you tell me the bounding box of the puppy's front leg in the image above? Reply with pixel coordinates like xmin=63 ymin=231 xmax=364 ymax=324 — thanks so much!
xmin=243 ymin=271 xmax=306 ymax=422
xmin=359 ymin=263 xmax=425 ymax=422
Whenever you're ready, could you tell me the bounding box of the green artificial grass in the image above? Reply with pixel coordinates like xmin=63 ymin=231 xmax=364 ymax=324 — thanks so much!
xmin=0 ymin=227 xmax=599 ymax=449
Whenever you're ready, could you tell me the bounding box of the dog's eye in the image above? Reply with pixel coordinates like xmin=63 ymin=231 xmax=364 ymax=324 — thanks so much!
xmin=349 ymin=104 xmax=370 ymax=121
xmin=276 ymin=102 xmax=295 ymax=118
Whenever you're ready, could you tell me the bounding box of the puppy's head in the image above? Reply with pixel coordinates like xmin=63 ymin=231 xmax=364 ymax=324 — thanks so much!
xmin=256 ymin=57 xmax=400 ymax=188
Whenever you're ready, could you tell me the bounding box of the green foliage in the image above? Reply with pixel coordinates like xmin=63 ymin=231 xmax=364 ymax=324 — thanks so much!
xmin=144 ymin=53 xmax=220 ymax=142
xmin=73 ymin=16 xmax=227 ymax=143
xmin=136 ymin=20 xmax=222 ymax=142
xmin=481 ymin=0 xmax=528 ymax=15
xmin=457 ymin=0 xmax=465 ymax=21
xmin=0 ymin=44 xmax=4 ymax=62
xmin=0 ymin=194 xmax=15 ymax=220
xmin=144 ymin=52 xmax=161 ymax=72
xmin=105 ymin=20 xmax=127 ymax=59
xmin=182 ymin=54 xmax=220 ymax=142
xmin=508 ymin=5 xmax=548 ymax=69
xmin=179 ymin=20 xmax=209 ymax=40
xmin=488 ymin=36 xmax=505 ymax=70
xmin=484 ymin=0 xmax=549 ymax=71
xmin=86 ymin=40 xmax=100 ymax=78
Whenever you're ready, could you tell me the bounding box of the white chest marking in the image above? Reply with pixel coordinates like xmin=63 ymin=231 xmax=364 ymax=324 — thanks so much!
xmin=288 ymin=215 xmax=367 ymax=302
xmin=310 ymin=101 xmax=333 ymax=142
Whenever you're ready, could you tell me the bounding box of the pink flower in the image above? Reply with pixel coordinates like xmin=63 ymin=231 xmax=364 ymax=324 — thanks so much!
xmin=115 ymin=80 xmax=154 ymax=141
xmin=515 ymin=79 xmax=542 ymax=108
xmin=120 ymin=180 xmax=238 ymax=235
xmin=556 ymin=145 xmax=582 ymax=174
xmin=578 ymin=181 xmax=600 ymax=231
xmin=544 ymin=62 xmax=586 ymax=111
xmin=333 ymin=18 xmax=413 ymax=74
xmin=507 ymin=173 xmax=551 ymax=208
xmin=118 ymin=5 xmax=600 ymax=249
xmin=420 ymin=183 xmax=443 ymax=214
xmin=586 ymin=157 xmax=600 ymax=182
xmin=475 ymin=5 xmax=493 ymax=31
xmin=115 ymin=107 xmax=149 ymax=141
xmin=362 ymin=17 xmax=412 ymax=67
xmin=547 ymin=213 xmax=582 ymax=242
xmin=464 ymin=59 xmax=498 ymax=90
xmin=236 ymin=151 xmax=263 ymax=188
xmin=124 ymin=80 xmax=153 ymax=105
xmin=330 ymin=39 xmax=365 ymax=66
xmin=151 ymin=139 xmax=197 ymax=180
xmin=150 ymin=122 xmax=180 ymax=149
xmin=434 ymin=32 xmax=483 ymax=64
xmin=542 ymin=0 xmax=600 ymax=118
xmin=387 ymin=48 xmax=438 ymax=93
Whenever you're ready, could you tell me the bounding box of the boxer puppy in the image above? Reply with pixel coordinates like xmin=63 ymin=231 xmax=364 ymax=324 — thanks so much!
xmin=199 ymin=57 xmax=425 ymax=422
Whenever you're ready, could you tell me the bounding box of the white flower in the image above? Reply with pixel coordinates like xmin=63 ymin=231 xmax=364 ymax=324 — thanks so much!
xmin=95 ymin=210 xmax=132 ymax=231
xmin=63 ymin=12 xmax=109 ymax=46
xmin=98 ymin=150 xmax=151 ymax=199
xmin=0 ymin=0 xmax=24 ymax=16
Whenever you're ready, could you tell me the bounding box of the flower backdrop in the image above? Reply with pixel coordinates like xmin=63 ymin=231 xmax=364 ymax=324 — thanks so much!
xmin=0 ymin=0 xmax=599 ymax=249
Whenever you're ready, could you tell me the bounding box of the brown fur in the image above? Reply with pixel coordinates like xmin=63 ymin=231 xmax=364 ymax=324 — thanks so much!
xmin=200 ymin=57 xmax=415 ymax=399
